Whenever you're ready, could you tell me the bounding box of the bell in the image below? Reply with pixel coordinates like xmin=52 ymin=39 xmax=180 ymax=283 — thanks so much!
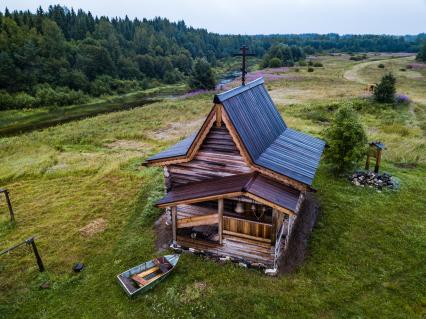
xmin=235 ymin=201 xmax=244 ymax=214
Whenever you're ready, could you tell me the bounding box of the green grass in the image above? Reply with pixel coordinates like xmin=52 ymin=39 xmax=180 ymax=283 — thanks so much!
xmin=0 ymin=84 xmax=186 ymax=137
xmin=0 ymin=55 xmax=426 ymax=318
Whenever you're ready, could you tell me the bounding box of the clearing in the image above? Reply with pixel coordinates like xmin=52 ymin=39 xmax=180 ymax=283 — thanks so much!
xmin=0 ymin=55 xmax=425 ymax=319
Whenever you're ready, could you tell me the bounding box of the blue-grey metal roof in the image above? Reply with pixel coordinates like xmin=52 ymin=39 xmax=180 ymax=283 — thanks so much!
xmin=147 ymin=77 xmax=325 ymax=186
xmin=146 ymin=133 xmax=196 ymax=161
xmin=216 ymin=78 xmax=325 ymax=186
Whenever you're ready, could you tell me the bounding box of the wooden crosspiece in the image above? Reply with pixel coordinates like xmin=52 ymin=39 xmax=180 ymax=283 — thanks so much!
xmin=233 ymin=45 xmax=256 ymax=85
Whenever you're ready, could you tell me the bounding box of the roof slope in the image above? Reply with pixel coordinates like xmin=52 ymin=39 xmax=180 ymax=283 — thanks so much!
xmin=156 ymin=173 xmax=301 ymax=213
xmin=146 ymin=78 xmax=325 ymax=186
xmin=147 ymin=133 xmax=196 ymax=161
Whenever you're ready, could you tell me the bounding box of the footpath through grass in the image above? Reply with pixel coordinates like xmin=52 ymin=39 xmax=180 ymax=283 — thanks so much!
xmin=0 ymin=55 xmax=425 ymax=318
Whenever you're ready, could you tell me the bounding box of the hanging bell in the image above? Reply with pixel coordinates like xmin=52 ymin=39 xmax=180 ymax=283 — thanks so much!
xmin=235 ymin=201 xmax=244 ymax=214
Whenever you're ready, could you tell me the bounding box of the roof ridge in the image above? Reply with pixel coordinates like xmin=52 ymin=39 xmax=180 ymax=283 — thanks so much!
xmin=214 ymin=77 xmax=264 ymax=103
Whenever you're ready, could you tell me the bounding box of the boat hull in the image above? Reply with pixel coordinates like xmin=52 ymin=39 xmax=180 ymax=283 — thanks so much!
xmin=117 ymin=254 xmax=179 ymax=297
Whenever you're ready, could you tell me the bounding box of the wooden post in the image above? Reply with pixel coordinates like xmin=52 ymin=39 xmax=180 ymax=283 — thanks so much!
xmin=374 ymin=149 xmax=382 ymax=173
xmin=365 ymin=151 xmax=370 ymax=170
xmin=171 ymin=206 xmax=177 ymax=244
xmin=27 ymin=237 xmax=45 ymax=272
xmin=271 ymin=208 xmax=278 ymax=244
xmin=218 ymin=198 xmax=224 ymax=244
xmin=0 ymin=189 xmax=15 ymax=223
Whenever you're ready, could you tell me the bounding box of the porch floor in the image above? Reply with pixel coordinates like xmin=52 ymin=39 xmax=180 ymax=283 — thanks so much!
xmin=176 ymin=234 xmax=275 ymax=266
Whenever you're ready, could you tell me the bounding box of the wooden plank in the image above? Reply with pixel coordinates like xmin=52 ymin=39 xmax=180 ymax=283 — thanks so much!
xmin=216 ymin=104 xmax=222 ymax=127
xmin=271 ymin=209 xmax=278 ymax=244
xmin=223 ymin=230 xmax=272 ymax=243
xmin=218 ymin=198 xmax=224 ymax=244
xmin=171 ymin=206 xmax=177 ymax=243
xmin=177 ymin=213 xmax=218 ymax=228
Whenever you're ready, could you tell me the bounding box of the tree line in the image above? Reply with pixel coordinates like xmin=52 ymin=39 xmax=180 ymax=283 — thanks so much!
xmin=0 ymin=5 xmax=425 ymax=110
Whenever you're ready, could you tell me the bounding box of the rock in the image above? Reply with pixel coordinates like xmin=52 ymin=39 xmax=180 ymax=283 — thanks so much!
xmin=238 ymin=262 xmax=248 ymax=268
xmin=39 ymin=281 xmax=50 ymax=289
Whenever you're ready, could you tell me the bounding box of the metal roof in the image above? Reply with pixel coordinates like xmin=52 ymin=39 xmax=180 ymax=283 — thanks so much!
xmin=156 ymin=173 xmax=301 ymax=213
xmin=146 ymin=133 xmax=196 ymax=161
xmin=146 ymin=77 xmax=325 ymax=186
xmin=218 ymin=78 xmax=325 ymax=185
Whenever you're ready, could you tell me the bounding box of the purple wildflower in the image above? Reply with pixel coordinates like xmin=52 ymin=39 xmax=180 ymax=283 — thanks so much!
xmin=395 ymin=94 xmax=411 ymax=104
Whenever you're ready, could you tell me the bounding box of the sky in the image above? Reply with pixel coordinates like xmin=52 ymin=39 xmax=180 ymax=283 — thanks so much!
xmin=2 ymin=0 xmax=426 ymax=35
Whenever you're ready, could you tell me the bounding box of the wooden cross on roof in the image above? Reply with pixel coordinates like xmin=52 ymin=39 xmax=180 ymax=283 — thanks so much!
xmin=233 ymin=45 xmax=255 ymax=86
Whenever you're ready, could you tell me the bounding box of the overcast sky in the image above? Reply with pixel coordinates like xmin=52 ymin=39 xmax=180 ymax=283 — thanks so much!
xmin=3 ymin=0 xmax=426 ymax=35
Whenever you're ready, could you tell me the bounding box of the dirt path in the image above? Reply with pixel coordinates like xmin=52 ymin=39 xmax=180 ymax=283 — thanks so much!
xmin=343 ymin=56 xmax=413 ymax=84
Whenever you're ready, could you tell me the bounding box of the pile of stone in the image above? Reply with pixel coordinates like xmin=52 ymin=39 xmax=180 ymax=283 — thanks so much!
xmin=349 ymin=171 xmax=398 ymax=190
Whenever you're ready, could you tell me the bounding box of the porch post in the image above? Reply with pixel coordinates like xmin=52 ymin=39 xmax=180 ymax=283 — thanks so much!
xmin=218 ymin=198 xmax=224 ymax=244
xmin=171 ymin=206 xmax=177 ymax=244
xmin=271 ymin=208 xmax=278 ymax=244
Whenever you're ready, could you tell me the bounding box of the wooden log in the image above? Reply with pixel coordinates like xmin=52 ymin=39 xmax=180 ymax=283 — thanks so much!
xmin=271 ymin=209 xmax=278 ymax=244
xmin=218 ymin=198 xmax=224 ymax=244
xmin=177 ymin=213 xmax=218 ymax=228
xmin=223 ymin=230 xmax=272 ymax=243
xmin=171 ymin=206 xmax=177 ymax=244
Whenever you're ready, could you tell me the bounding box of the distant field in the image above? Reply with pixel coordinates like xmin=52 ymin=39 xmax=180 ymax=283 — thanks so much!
xmin=0 ymin=54 xmax=425 ymax=318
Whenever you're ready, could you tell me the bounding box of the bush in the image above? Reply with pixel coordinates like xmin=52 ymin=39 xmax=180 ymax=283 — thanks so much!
xmin=269 ymin=57 xmax=282 ymax=68
xmin=416 ymin=42 xmax=426 ymax=62
xmin=308 ymin=60 xmax=314 ymax=66
xmin=294 ymin=68 xmax=300 ymax=72
xmin=378 ymin=63 xmax=385 ymax=68
xmin=400 ymin=68 xmax=406 ymax=72
xmin=324 ymin=105 xmax=367 ymax=174
xmin=313 ymin=62 xmax=323 ymax=67
xmin=298 ymin=60 xmax=307 ymax=66
xmin=374 ymin=73 xmax=396 ymax=103
xmin=307 ymin=67 xmax=314 ymax=72
xmin=188 ymin=58 xmax=216 ymax=90
xmin=406 ymin=64 xmax=413 ymax=69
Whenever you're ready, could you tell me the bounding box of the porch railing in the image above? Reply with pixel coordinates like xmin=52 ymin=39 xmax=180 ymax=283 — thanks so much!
xmin=223 ymin=216 xmax=272 ymax=242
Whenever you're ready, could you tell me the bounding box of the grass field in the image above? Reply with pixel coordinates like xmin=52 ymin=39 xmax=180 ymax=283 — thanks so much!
xmin=0 ymin=54 xmax=425 ymax=319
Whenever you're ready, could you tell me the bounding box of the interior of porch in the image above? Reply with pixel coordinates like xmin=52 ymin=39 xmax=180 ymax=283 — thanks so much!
xmin=172 ymin=198 xmax=289 ymax=266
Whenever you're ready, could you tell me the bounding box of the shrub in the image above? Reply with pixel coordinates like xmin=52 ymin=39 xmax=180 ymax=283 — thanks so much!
xmin=378 ymin=63 xmax=385 ymax=68
xmin=188 ymin=58 xmax=216 ymax=90
xmin=308 ymin=60 xmax=314 ymax=66
xmin=406 ymin=64 xmax=413 ymax=69
xmin=298 ymin=60 xmax=307 ymax=66
xmin=374 ymin=73 xmax=396 ymax=103
xmin=269 ymin=57 xmax=282 ymax=68
xmin=307 ymin=67 xmax=314 ymax=72
xmin=313 ymin=62 xmax=323 ymax=67
xmin=416 ymin=41 xmax=426 ymax=62
xmin=294 ymin=68 xmax=300 ymax=72
xmin=400 ymin=68 xmax=406 ymax=72
xmin=324 ymin=105 xmax=367 ymax=174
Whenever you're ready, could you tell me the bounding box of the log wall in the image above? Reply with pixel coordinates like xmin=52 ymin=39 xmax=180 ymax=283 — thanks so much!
xmin=167 ymin=124 xmax=252 ymax=188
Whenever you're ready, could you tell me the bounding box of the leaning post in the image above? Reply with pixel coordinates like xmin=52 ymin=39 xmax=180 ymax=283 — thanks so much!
xmin=26 ymin=237 xmax=45 ymax=272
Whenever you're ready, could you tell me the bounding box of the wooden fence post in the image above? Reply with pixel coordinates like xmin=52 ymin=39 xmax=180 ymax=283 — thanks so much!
xmin=218 ymin=198 xmax=224 ymax=244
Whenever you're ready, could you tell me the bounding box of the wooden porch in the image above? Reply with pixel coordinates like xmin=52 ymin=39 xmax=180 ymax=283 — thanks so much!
xmin=171 ymin=202 xmax=289 ymax=267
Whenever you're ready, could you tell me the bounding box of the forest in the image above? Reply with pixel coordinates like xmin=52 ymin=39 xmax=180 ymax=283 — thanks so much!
xmin=0 ymin=5 xmax=425 ymax=109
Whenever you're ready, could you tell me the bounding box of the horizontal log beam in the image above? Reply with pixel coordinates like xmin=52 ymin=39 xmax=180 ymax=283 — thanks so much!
xmin=177 ymin=213 xmax=219 ymax=228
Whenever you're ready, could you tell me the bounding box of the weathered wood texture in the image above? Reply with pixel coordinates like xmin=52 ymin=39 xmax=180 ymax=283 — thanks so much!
xmin=176 ymin=234 xmax=275 ymax=266
xmin=177 ymin=213 xmax=218 ymax=229
xmin=223 ymin=216 xmax=271 ymax=243
xmin=168 ymin=124 xmax=252 ymax=187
